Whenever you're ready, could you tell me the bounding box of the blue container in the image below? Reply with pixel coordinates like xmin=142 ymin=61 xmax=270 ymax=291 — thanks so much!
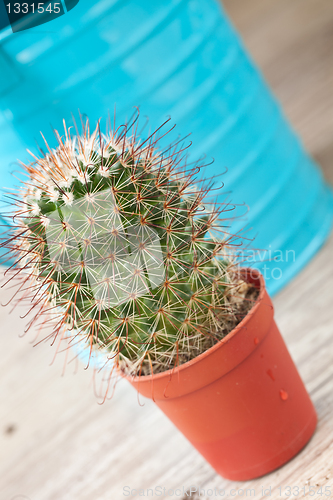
xmin=0 ymin=0 xmax=332 ymax=294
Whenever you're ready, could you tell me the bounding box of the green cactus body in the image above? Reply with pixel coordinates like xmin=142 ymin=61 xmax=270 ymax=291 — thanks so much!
xmin=2 ymin=120 xmax=250 ymax=376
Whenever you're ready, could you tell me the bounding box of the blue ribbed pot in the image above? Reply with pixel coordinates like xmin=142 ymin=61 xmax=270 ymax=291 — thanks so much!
xmin=0 ymin=0 xmax=332 ymax=294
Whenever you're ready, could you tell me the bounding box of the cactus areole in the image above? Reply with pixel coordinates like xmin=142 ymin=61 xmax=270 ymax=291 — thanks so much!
xmin=1 ymin=117 xmax=317 ymax=480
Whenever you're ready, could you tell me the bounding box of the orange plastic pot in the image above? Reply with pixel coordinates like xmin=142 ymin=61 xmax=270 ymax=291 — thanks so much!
xmin=126 ymin=269 xmax=317 ymax=481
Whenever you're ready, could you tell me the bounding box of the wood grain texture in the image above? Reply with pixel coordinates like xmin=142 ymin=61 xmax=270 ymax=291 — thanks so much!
xmin=1 ymin=1 xmax=333 ymax=499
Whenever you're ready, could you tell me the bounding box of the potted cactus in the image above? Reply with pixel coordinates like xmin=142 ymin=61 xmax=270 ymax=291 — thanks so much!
xmin=2 ymin=118 xmax=317 ymax=481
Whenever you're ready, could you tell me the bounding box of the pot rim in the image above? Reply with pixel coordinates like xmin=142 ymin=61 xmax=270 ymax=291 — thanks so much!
xmin=125 ymin=267 xmax=266 ymax=383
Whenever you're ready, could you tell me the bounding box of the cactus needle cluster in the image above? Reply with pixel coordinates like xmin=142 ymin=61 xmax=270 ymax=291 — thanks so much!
xmin=1 ymin=118 xmax=254 ymax=377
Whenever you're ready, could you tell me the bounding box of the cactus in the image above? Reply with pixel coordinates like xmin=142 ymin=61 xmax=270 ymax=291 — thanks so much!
xmin=1 ymin=117 xmax=255 ymax=377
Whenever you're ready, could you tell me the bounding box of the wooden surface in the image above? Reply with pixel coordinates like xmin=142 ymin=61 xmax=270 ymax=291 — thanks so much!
xmin=1 ymin=1 xmax=333 ymax=498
